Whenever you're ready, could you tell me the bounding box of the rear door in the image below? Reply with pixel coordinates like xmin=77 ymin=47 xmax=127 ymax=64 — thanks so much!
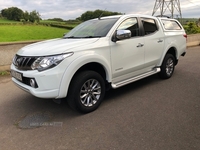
xmin=141 ymin=17 xmax=164 ymax=68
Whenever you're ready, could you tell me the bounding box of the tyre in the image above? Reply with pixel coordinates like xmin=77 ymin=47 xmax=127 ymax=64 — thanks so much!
xmin=159 ymin=54 xmax=175 ymax=79
xmin=67 ymin=71 xmax=105 ymax=113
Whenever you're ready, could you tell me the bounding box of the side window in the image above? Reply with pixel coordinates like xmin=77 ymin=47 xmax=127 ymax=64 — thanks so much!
xmin=161 ymin=20 xmax=182 ymax=30
xmin=141 ymin=18 xmax=158 ymax=35
xmin=117 ymin=18 xmax=139 ymax=37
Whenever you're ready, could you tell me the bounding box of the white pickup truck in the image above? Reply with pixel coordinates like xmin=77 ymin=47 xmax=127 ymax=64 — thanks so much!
xmin=11 ymin=14 xmax=187 ymax=113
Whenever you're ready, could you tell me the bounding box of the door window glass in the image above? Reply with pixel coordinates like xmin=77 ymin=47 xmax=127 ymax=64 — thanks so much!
xmin=141 ymin=18 xmax=158 ymax=35
xmin=117 ymin=18 xmax=139 ymax=37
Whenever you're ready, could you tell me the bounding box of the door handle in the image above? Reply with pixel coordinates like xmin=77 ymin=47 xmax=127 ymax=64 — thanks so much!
xmin=137 ymin=43 xmax=144 ymax=47
xmin=157 ymin=39 xmax=163 ymax=43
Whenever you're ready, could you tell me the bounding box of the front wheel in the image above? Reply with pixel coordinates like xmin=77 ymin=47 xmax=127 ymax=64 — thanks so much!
xmin=159 ymin=54 xmax=175 ymax=79
xmin=67 ymin=71 xmax=105 ymax=113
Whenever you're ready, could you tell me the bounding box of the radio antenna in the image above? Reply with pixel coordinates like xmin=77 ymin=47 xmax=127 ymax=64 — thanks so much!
xmin=98 ymin=9 xmax=107 ymax=20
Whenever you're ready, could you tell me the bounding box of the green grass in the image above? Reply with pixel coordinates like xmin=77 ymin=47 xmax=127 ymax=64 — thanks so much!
xmin=0 ymin=25 xmax=69 ymax=42
xmin=0 ymin=18 xmax=21 ymax=23
xmin=40 ymin=20 xmax=66 ymax=24
xmin=40 ymin=20 xmax=80 ymax=28
xmin=0 ymin=71 xmax=10 ymax=76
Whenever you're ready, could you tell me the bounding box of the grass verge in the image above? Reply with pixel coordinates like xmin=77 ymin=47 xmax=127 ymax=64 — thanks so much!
xmin=0 ymin=71 xmax=10 ymax=76
xmin=0 ymin=25 xmax=69 ymax=42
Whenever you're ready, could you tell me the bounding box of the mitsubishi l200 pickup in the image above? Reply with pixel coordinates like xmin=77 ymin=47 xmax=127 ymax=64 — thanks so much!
xmin=11 ymin=14 xmax=187 ymax=113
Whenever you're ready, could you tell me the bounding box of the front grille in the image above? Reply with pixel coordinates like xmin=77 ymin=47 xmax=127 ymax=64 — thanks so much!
xmin=13 ymin=55 xmax=37 ymax=70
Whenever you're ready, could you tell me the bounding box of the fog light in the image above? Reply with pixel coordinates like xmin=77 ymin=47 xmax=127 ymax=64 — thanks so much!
xmin=30 ymin=79 xmax=36 ymax=88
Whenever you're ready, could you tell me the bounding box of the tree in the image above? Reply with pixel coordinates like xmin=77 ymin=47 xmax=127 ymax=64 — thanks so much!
xmin=48 ymin=18 xmax=64 ymax=22
xmin=1 ymin=7 xmax=41 ymax=23
xmin=80 ymin=11 xmax=93 ymax=21
xmin=1 ymin=8 xmax=8 ymax=18
xmin=29 ymin=10 xmax=41 ymax=23
xmin=1 ymin=7 xmax=24 ymax=21
xmin=80 ymin=9 xmax=122 ymax=21
xmin=23 ymin=11 xmax=29 ymax=22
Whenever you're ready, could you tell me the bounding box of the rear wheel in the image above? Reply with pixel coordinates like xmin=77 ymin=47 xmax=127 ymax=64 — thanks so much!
xmin=159 ymin=54 xmax=175 ymax=79
xmin=67 ymin=71 xmax=105 ymax=113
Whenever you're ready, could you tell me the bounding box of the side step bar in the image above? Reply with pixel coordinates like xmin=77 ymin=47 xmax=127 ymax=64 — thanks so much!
xmin=111 ymin=68 xmax=161 ymax=89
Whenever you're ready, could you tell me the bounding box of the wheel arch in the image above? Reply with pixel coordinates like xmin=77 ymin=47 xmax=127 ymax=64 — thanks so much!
xmin=73 ymin=62 xmax=107 ymax=81
xmin=166 ymin=47 xmax=178 ymax=65
xmin=58 ymin=54 xmax=112 ymax=98
xmin=159 ymin=46 xmax=178 ymax=66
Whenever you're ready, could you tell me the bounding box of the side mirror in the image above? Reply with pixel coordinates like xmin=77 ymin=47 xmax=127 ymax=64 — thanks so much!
xmin=116 ymin=30 xmax=131 ymax=40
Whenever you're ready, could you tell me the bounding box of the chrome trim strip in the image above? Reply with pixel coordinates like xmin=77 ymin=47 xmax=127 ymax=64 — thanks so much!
xmin=111 ymin=68 xmax=161 ymax=89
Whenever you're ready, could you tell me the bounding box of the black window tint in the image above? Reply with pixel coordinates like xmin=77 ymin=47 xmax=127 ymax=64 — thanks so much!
xmin=117 ymin=18 xmax=139 ymax=37
xmin=162 ymin=20 xmax=182 ymax=30
xmin=141 ymin=18 xmax=158 ymax=35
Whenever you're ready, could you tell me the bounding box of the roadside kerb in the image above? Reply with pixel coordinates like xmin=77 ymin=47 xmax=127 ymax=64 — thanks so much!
xmin=0 ymin=40 xmax=42 ymax=71
xmin=0 ymin=34 xmax=200 ymax=71
xmin=186 ymin=33 xmax=200 ymax=47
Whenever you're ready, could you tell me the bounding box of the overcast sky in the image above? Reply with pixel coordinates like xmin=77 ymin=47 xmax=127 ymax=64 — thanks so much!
xmin=0 ymin=0 xmax=200 ymax=20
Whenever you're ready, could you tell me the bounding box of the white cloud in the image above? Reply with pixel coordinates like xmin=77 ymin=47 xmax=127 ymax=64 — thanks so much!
xmin=0 ymin=0 xmax=199 ymax=20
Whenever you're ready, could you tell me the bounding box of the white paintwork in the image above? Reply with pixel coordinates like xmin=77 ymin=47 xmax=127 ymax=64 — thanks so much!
xmin=17 ymin=38 xmax=99 ymax=56
xmin=110 ymin=37 xmax=145 ymax=83
xmin=11 ymin=14 xmax=186 ymax=99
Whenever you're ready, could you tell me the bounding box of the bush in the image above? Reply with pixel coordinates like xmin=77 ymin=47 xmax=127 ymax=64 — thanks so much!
xmin=48 ymin=24 xmax=74 ymax=30
xmin=184 ymin=22 xmax=200 ymax=34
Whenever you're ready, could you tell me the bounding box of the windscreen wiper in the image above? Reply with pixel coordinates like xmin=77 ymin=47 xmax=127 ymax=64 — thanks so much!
xmin=82 ymin=36 xmax=102 ymax=38
xmin=64 ymin=36 xmax=101 ymax=39
xmin=63 ymin=36 xmax=75 ymax=39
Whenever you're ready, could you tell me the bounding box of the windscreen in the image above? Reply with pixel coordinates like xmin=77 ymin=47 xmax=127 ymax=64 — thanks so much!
xmin=64 ymin=18 xmax=119 ymax=38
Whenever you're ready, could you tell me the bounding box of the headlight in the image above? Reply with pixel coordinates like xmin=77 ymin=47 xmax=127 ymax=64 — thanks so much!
xmin=31 ymin=53 xmax=73 ymax=71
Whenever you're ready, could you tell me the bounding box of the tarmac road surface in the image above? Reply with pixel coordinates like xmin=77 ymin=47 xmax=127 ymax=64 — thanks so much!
xmin=0 ymin=46 xmax=200 ymax=150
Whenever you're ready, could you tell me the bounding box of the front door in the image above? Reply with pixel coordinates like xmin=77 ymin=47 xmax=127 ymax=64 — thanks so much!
xmin=110 ymin=17 xmax=145 ymax=84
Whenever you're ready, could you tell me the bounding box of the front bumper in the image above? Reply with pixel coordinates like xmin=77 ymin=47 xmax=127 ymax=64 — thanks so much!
xmin=11 ymin=64 xmax=64 ymax=99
